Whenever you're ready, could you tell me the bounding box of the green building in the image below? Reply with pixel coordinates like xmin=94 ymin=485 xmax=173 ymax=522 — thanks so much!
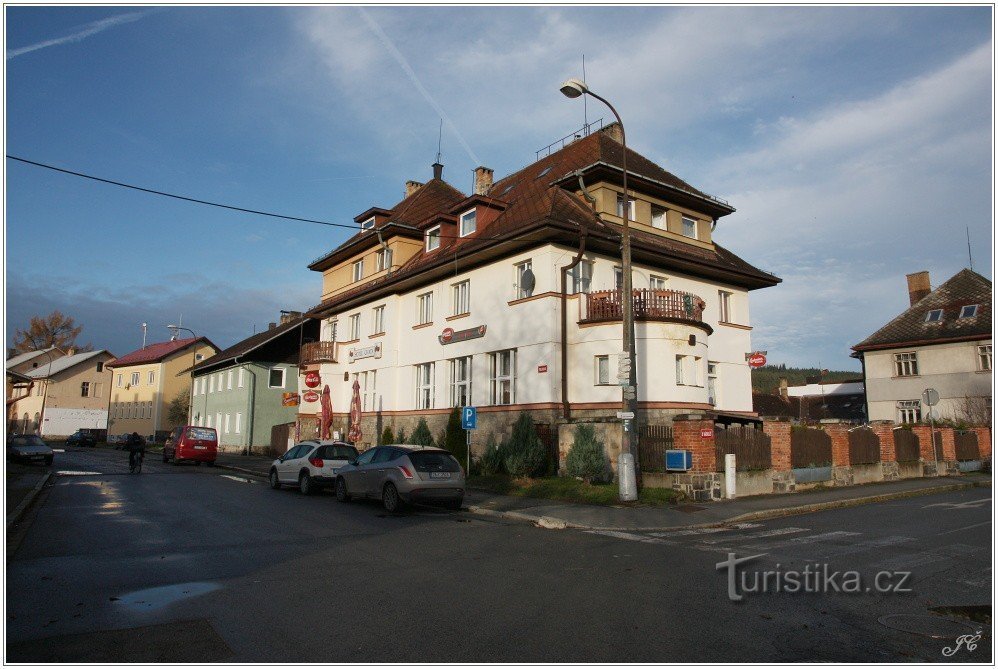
xmin=190 ymin=313 xmax=318 ymax=454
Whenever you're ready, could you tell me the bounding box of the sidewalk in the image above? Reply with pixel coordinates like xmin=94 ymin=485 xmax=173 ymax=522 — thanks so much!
xmin=6 ymin=466 xmax=50 ymax=531
xmin=213 ymin=451 xmax=275 ymax=478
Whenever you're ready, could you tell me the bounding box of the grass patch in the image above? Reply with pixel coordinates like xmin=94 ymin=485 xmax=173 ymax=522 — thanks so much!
xmin=468 ymin=475 xmax=681 ymax=506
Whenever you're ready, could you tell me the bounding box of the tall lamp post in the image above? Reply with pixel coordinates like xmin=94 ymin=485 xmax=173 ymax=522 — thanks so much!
xmin=167 ymin=325 xmax=199 ymax=428
xmin=560 ymin=78 xmax=638 ymax=501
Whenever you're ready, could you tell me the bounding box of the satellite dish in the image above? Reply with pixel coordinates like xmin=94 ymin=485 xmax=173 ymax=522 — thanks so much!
xmin=520 ymin=268 xmax=536 ymax=297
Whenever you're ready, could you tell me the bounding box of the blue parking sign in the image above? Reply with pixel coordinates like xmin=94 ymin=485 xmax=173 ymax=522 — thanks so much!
xmin=461 ymin=406 xmax=477 ymax=430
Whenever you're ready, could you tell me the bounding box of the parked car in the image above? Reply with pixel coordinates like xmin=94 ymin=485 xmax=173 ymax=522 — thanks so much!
xmin=8 ymin=434 xmax=54 ymax=465
xmin=269 ymin=441 xmax=359 ymax=495
xmin=66 ymin=430 xmax=97 ymax=447
xmin=333 ymin=445 xmax=464 ymax=512
xmin=110 ymin=433 xmax=130 ymax=449
xmin=163 ymin=425 xmax=218 ymax=465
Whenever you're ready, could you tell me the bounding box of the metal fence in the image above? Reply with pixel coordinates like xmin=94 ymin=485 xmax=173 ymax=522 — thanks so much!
xmin=848 ymin=427 xmax=881 ymax=465
xmin=894 ymin=429 xmax=921 ymax=462
xmin=791 ymin=427 xmax=832 ymax=468
xmin=714 ymin=425 xmax=772 ymax=471
xmin=638 ymin=425 xmax=674 ymax=472
xmin=955 ymin=431 xmax=980 ymax=461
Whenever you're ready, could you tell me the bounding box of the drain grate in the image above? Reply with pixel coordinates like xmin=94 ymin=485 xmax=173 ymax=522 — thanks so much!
xmin=878 ymin=614 xmax=980 ymax=639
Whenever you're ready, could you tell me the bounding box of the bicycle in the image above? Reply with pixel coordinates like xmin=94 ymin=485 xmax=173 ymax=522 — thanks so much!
xmin=129 ymin=450 xmax=144 ymax=474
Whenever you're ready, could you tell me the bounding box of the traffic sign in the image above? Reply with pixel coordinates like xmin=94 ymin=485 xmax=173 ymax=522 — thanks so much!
xmin=616 ymin=411 xmax=635 ymax=420
xmin=461 ymin=406 xmax=478 ymax=430
xmin=922 ymin=388 xmax=940 ymax=406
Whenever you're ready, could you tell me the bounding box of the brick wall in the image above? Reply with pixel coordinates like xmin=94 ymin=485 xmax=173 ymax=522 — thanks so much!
xmin=938 ymin=427 xmax=957 ymax=461
xmin=763 ymin=419 xmax=792 ymax=471
xmin=911 ymin=425 xmax=935 ymax=460
xmin=673 ymin=414 xmax=715 ymax=472
xmin=972 ymin=426 xmax=992 ymax=459
xmin=823 ymin=422 xmax=851 ymax=467
xmin=868 ymin=421 xmax=896 ymax=462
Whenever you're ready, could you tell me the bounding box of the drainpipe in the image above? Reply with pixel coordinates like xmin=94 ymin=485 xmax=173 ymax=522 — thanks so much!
xmin=560 ymin=171 xmax=596 ymax=419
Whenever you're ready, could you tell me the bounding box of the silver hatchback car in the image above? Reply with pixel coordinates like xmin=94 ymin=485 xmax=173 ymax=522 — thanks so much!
xmin=334 ymin=445 xmax=465 ymax=512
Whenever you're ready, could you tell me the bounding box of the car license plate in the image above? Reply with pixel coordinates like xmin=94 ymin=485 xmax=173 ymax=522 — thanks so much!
xmin=29 ymin=455 xmax=44 ymax=460
xmin=194 ymin=445 xmax=206 ymax=450
xmin=430 ymin=472 xmax=451 ymax=479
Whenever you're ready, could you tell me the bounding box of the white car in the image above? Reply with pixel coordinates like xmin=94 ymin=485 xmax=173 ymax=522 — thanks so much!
xmin=269 ymin=440 xmax=359 ymax=495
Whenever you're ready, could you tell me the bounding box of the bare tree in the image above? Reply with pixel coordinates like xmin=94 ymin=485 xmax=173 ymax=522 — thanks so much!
xmin=955 ymin=394 xmax=992 ymax=428
xmin=12 ymin=311 xmax=91 ymax=353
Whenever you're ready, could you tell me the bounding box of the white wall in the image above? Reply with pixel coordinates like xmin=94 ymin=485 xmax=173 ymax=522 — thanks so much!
xmin=42 ymin=407 xmax=108 ymax=437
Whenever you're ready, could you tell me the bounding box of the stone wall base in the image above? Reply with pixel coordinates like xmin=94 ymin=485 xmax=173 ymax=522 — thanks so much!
xmin=772 ymin=470 xmax=796 ymax=493
xmin=882 ymin=461 xmax=900 ymax=481
xmin=921 ymin=460 xmax=940 ymax=477
xmin=667 ymin=471 xmax=721 ymax=502
xmin=832 ymin=465 xmax=854 ymax=487
xmin=943 ymin=460 xmax=961 ymax=476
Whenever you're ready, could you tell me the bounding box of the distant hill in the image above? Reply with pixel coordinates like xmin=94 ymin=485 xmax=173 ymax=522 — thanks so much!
xmin=751 ymin=365 xmax=861 ymax=393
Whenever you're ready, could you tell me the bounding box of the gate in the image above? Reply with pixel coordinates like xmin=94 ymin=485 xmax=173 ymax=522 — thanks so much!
xmin=714 ymin=424 xmax=771 ymax=471
xmin=791 ymin=427 xmax=832 ymax=468
xmin=955 ymin=431 xmax=980 ymax=461
xmin=894 ymin=429 xmax=920 ymax=462
xmin=269 ymin=422 xmax=294 ymax=458
xmin=848 ymin=427 xmax=880 ymax=465
xmin=638 ymin=425 xmax=674 ymax=472
xmin=534 ymin=423 xmax=559 ymax=475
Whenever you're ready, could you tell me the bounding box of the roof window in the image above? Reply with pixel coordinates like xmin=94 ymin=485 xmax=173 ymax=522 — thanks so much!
xmin=925 ymin=309 xmax=943 ymax=323
xmin=425 ymin=225 xmax=441 ymax=252
xmin=360 ymin=216 xmax=375 ymax=230
xmin=536 ymin=166 xmax=552 ymax=179
xmin=959 ymin=304 xmax=979 ymax=318
xmin=502 ymin=183 xmax=516 ymax=195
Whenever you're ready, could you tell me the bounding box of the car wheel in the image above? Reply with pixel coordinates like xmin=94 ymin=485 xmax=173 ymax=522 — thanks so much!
xmin=335 ymin=477 xmax=351 ymax=502
xmin=382 ymin=482 xmax=402 ymax=513
xmin=299 ymin=472 xmax=315 ymax=496
xmin=269 ymin=469 xmax=281 ymax=490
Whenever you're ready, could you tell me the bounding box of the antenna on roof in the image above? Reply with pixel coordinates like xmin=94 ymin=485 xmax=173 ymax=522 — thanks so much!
xmin=436 ymin=118 xmax=443 ymax=165
xmin=966 ymin=225 xmax=974 ymax=271
xmin=141 ymin=323 xmax=148 ymax=349
xmin=582 ymin=54 xmax=588 ymax=133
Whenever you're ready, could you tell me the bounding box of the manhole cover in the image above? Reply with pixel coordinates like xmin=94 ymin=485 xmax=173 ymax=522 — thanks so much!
xmin=878 ymin=614 xmax=980 ymax=639
xmin=673 ymin=504 xmax=707 ymax=513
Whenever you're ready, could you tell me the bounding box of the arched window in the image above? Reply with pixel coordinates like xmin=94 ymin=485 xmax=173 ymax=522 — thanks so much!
xmin=21 ymin=413 xmax=29 ymax=434
xmin=32 ymin=412 xmax=40 ymax=434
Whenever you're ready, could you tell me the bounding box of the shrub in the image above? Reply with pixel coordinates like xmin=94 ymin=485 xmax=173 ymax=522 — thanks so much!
xmin=479 ymin=433 xmax=505 ymax=476
xmin=441 ymin=407 xmax=468 ymax=466
xmin=409 ymin=418 xmax=434 ymax=447
xmin=380 ymin=425 xmax=395 ymax=446
xmin=503 ymin=412 xmax=547 ymax=477
xmin=395 ymin=426 xmax=407 ymax=444
xmin=565 ymin=424 xmax=611 ymax=483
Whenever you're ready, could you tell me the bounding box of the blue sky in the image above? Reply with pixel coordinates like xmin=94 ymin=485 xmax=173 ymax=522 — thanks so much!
xmin=5 ymin=6 xmax=993 ymax=370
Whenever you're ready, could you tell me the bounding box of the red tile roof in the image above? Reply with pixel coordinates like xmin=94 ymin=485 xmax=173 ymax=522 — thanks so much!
xmin=107 ymin=337 xmax=217 ymax=367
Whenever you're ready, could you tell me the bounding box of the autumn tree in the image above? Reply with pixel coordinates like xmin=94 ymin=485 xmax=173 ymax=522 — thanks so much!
xmin=12 ymin=311 xmax=92 ymax=354
xmin=167 ymin=386 xmax=191 ymax=427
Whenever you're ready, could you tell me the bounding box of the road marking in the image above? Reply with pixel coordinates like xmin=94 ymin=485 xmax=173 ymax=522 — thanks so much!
xmin=55 ymin=470 xmax=103 ymax=476
xmin=935 ymin=520 xmax=991 ymax=536
xmin=586 ymin=530 xmax=672 ymax=545
xmin=923 ymin=498 xmax=991 ymax=509
xmin=737 ymin=530 xmax=860 ymax=551
xmin=219 ymin=475 xmax=254 ymax=484
xmin=648 ymin=522 xmax=760 ymax=538
xmin=52 ymin=448 xmax=65 ymax=453
xmin=700 ymin=527 xmax=808 ymax=544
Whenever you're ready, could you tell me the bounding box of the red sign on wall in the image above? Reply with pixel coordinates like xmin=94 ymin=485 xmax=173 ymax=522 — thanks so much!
xmin=700 ymin=428 xmax=714 ymax=439
xmin=440 ymin=327 xmax=454 ymax=344
xmin=303 ymin=390 xmax=320 ymax=403
xmin=537 ymin=365 xmax=548 ymax=373
xmin=748 ymin=353 xmax=767 ymax=368
xmin=304 ymin=371 xmax=320 ymax=388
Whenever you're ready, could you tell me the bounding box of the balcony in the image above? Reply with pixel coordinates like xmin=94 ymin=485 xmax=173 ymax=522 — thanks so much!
xmin=300 ymin=341 xmax=337 ymax=365
xmin=580 ymin=289 xmax=710 ymax=331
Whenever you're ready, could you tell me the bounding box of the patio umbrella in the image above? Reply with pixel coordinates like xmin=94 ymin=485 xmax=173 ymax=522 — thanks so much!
xmin=320 ymin=385 xmax=333 ymax=440
xmin=348 ymin=377 xmax=363 ymax=444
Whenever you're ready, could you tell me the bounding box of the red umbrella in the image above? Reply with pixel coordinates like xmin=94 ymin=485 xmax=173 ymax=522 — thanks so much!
xmin=348 ymin=377 xmax=363 ymax=444
xmin=320 ymin=385 xmax=333 ymax=440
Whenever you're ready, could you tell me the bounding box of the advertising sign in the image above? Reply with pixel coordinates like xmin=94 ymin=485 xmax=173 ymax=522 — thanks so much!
xmin=302 ymin=390 xmax=320 ymax=403
xmin=348 ymin=343 xmax=382 ymax=363
xmin=748 ymin=353 xmax=767 ymax=368
xmin=304 ymin=371 xmax=320 ymax=388
xmin=438 ymin=325 xmax=487 ymax=345
xmin=282 ymin=392 xmax=300 ymax=407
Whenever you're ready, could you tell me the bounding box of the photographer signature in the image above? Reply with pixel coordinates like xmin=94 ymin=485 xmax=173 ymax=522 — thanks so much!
xmin=942 ymin=632 xmax=982 ymax=657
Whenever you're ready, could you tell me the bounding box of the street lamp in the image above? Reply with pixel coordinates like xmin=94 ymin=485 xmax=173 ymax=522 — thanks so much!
xmin=167 ymin=325 xmax=199 ymax=429
xmin=560 ymin=78 xmax=638 ymax=501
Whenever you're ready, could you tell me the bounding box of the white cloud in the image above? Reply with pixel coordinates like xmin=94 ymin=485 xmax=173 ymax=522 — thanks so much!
xmin=7 ymin=11 xmax=149 ymax=60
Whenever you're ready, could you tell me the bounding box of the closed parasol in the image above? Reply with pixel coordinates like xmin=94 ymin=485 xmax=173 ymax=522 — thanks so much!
xmin=347 ymin=377 xmax=363 ymax=444
xmin=320 ymin=385 xmax=333 ymax=440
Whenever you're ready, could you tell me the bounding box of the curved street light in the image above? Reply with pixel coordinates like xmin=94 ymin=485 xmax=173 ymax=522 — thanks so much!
xmin=560 ymin=78 xmax=638 ymax=502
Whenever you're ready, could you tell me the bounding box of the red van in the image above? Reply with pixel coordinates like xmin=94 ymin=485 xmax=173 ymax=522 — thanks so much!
xmin=163 ymin=425 xmax=218 ymax=465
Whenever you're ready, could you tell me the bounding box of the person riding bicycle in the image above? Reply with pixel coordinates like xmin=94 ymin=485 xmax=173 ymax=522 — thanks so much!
xmin=126 ymin=431 xmax=146 ymax=470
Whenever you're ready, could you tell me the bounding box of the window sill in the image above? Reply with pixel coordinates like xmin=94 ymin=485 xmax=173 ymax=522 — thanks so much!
xmin=892 ymin=375 xmax=921 ymax=379
xmin=412 ymin=322 xmax=434 ymax=331
xmin=507 ymin=291 xmax=558 ymax=307
xmin=446 ymin=313 xmax=470 ymax=322
xmin=340 ymin=338 xmax=360 ymax=345
xmin=718 ymin=321 xmax=752 ymax=331
xmin=369 ymin=332 xmax=385 ymax=339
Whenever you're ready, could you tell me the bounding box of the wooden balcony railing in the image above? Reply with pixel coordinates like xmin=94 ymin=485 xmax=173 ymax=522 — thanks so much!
xmin=300 ymin=341 xmax=337 ymax=365
xmin=581 ymin=289 xmax=707 ymax=326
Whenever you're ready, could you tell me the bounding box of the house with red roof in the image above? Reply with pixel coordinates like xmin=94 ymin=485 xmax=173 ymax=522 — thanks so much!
xmin=106 ymin=336 xmax=219 ymax=440
xmin=302 ymin=122 xmax=780 ymax=456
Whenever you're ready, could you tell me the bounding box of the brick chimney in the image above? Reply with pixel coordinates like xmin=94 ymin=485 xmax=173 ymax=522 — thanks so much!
xmin=906 ymin=271 xmax=931 ymax=306
xmin=279 ymin=311 xmax=302 ymax=325
xmin=405 ymin=180 xmax=423 ymax=198
xmin=432 ymin=162 xmax=443 ymax=180
xmin=67 ymin=348 xmax=76 ymax=357
xmin=474 ymin=166 xmax=494 ymax=195
xmin=602 ymin=122 xmax=624 ymax=145
xmin=268 ymin=322 xmax=277 ymax=330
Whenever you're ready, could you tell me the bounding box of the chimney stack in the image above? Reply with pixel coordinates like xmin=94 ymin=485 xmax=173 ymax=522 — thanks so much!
xmin=474 ymin=166 xmax=494 ymax=195
xmin=432 ymin=162 xmax=443 ymax=180
xmin=279 ymin=311 xmax=302 ymax=325
xmin=602 ymin=122 xmax=624 ymax=145
xmin=779 ymin=378 xmax=788 ymax=401
xmin=906 ymin=271 xmax=931 ymax=306
xmin=405 ymin=180 xmax=423 ymax=198
xmin=268 ymin=322 xmax=277 ymax=330
xmin=67 ymin=347 xmax=77 ymax=357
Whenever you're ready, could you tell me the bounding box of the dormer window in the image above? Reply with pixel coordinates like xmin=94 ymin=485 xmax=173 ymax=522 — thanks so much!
xmin=352 ymin=259 xmax=364 ymax=282
xmin=925 ymin=309 xmax=943 ymax=323
xmin=459 ymin=209 xmax=477 ymax=237
xmin=959 ymin=304 xmax=979 ymax=318
xmin=360 ymin=216 xmax=375 ymax=230
xmin=681 ymin=215 xmax=698 ymax=239
xmin=376 ymin=247 xmax=393 ymax=272
xmin=426 ymin=225 xmax=441 ymax=252
xmin=616 ymin=194 xmax=635 ymax=219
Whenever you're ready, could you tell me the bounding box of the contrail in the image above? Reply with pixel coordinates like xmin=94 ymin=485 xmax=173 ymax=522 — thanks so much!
xmin=7 ymin=11 xmax=148 ymax=60
xmin=358 ymin=7 xmax=482 ymax=167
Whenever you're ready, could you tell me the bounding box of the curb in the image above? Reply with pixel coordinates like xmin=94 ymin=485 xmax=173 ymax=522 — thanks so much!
xmin=214 ymin=463 xmax=269 ymax=480
xmin=6 ymin=473 xmax=51 ymax=533
xmin=467 ymin=480 xmax=986 ymax=532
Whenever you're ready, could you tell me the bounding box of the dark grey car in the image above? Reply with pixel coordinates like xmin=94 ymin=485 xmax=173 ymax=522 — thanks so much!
xmin=334 ymin=445 xmax=465 ymax=512
xmin=8 ymin=435 xmax=54 ymax=465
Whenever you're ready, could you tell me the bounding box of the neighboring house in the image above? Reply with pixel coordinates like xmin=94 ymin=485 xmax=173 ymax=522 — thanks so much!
xmin=6 ymin=349 xmax=115 ymax=437
xmin=301 ymin=123 xmax=779 ymax=447
xmin=753 ymin=387 xmax=867 ymax=423
xmin=852 ymin=269 xmax=992 ymax=424
xmin=106 ymin=337 xmax=219 ymax=440
xmin=190 ymin=312 xmax=318 ymax=454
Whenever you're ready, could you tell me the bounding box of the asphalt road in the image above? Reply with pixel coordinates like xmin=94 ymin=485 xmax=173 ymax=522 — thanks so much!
xmin=6 ymin=447 xmax=992 ymax=662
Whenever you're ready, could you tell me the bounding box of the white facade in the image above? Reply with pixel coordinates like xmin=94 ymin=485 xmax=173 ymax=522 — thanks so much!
xmin=301 ymin=243 xmax=757 ymax=419
xmin=786 ymin=381 xmax=865 ymax=397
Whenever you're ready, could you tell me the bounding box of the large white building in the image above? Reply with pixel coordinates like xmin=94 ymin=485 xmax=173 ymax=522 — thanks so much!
xmin=299 ymin=124 xmax=779 ymax=451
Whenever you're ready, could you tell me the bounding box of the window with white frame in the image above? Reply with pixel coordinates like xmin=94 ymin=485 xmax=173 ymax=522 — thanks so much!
xmin=650 ymin=275 xmax=668 ymax=291
xmin=452 ymin=280 xmax=470 ymax=316
xmin=426 ymin=225 xmax=441 ymax=251
xmin=217 ymin=373 xmax=223 ymax=391
xmin=707 ymin=362 xmax=718 ymax=405
xmin=130 ymin=372 xmax=140 ymax=386
xmin=489 ymin=349 xmax=516 ymax=405
xmin=227 ymin=370 xmax=233 ymax=390
xmin=357 ymin=370 xmax=377 ymax=411
xmin=651 ymin=205 xmax=666 ymax=230
xmin=415 ymin=363 xmax=434 ymax=409
xmin=352 ymin=259 xmax=364 ymax=282
xmin=376 ymin=247 xmax=393 ymax=272
xmin=615 ymin=194 xmax=636 ymax=219
xmin=117 ymin=374 xmax=122 ymax=388
xmin=979 ymin=344 xmax=992 ymax=371
xmin=514 ymin=260 xmax=533 ymax=299
xmin=238 ymin=368 xmax=244 ymax=388
xmin=894 ymin=352 xmax=918 ymax=377
xmin=148 ymin=371 xmax=155 ymax=385
xmin=614 ymin=266 xmax=624 ymax=290
xmin=897 ymin=400 xmax=922 ymax=424
xmin=925 ymin=309 xmax=943 ymax=323
xmin=224 ymin=413 xmax=231 ymax=434
xmin=81 ymin=382 xmax=90 ymax=397
xmin=235 ymin=412 xmax=242 ymax=434
xmin=209 ymin=375 xmax=215 ymax=393
xmin=595 ymin=355 xmax=610 ymax=385
xmin=349 ymin=313 xmax=361 ymax=340
xmin=568 ymin=260 xmax=592 ymax=295
xmin=718 ymin=290 xmax=732 ymax=323
xmin=449 ymin=356 xmax=472 ymax=407
xmin=675 ymin=355 xmax=685 ymax=385
xmin=960 ymin=304 xmax=979 ymax=318
xmin=459 ymin=209 xmax=477 ymax=237
xmin=360 ymin=216 xmax=375 ymax=230
xmin=372 ymin=305 xmax=385 ymax=334
xmin=94 ymin=382 xmax=102 ymax=399
xmin=417 ymin=292 xmax=433 ymax=325
xmin=681 ymin=215 xmax=698 ymax=239
xmin=691 ymin=356 xmax=701 ymax=386
xmin=216 ymin=413 xmax=222 ymax=430
xmin=269 ymin=368 xmax=286 ymax=388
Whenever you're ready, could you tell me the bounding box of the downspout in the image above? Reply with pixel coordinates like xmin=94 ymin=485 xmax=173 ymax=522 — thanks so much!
xmin=560 ymin=170 xmax=596 ymax=419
